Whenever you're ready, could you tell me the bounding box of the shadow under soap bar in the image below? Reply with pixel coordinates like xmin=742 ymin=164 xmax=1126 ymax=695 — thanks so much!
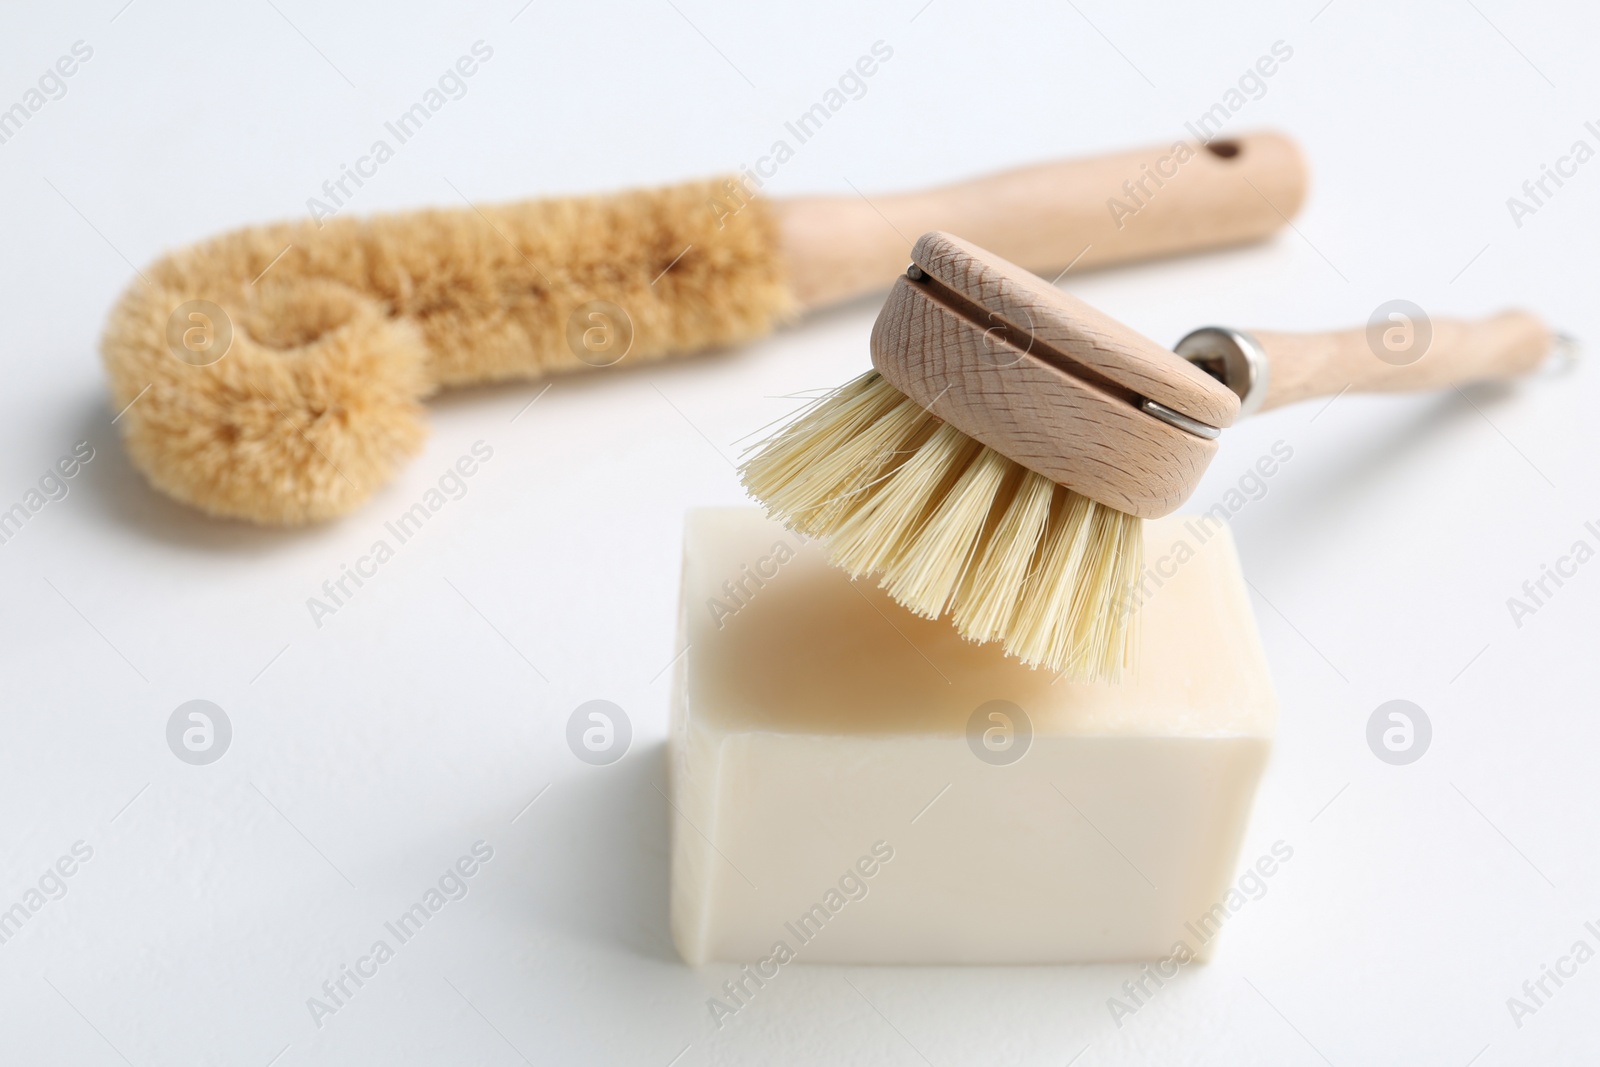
xmin=669 ymin=507 xmax=1276 ymax=965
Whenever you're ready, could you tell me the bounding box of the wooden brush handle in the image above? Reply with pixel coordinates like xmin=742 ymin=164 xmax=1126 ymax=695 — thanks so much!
xmin=1252 ymin=310 xmax=1550 ymax=412
xmin=775 ymin=131 xmax=1307 ymax=310
xmin=873 ymin=234 xmax=1558 ymax=519
xmin=873 ymin=232 xmax=1242 ymax=519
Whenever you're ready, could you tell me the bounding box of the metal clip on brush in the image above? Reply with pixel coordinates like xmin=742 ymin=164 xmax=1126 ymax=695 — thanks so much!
xmin=874 ymin=232 xmax=1551 ymax=517
xmin=743 ymin=231 xmax=1557 ymax=682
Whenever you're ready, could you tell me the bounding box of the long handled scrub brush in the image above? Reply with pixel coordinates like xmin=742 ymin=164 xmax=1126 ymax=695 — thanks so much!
xmin=740 ymin=231 xmax=1557 ymax=681
xmin=101 ymin=133 xmax=1307 ymax=524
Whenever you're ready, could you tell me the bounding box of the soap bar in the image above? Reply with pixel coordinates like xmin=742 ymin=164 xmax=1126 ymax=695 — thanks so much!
xmin=668 ymin=508 xmax=1276 ymax=965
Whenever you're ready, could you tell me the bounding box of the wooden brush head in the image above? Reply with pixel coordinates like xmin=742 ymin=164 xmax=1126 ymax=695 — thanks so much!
xmin=869 ymin=232 xmax=1241 ymax=519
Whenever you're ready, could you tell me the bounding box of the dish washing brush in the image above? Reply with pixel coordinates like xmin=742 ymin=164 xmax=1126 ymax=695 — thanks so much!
xmin=100 ymin=133 xmax=1306 ymax=524
xmin=740 ymin=231 xmax=1558 ymax=681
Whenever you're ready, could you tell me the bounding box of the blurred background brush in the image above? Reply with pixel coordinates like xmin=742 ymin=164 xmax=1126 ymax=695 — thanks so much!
xmin=100 ymin=133 xmax=1306 ymax=525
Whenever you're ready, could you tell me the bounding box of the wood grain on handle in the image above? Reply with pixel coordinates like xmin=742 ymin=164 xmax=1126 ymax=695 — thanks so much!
xmin=906 ymin=231 xmax=1240 ymax=427
xmin=1253 ymin=311 xmax=1550 ymax=412
xmin=872 ymin=273 xmax=1218 ymax=518
xmin=871 ymin=232 xmax=1241 ymax=519
xmin=776 ymin=130 xmax=1307 ymax=310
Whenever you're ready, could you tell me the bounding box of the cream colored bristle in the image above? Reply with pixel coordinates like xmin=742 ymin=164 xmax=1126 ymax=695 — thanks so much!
xmin=829 ymin=422 xmax=978 ymax=578
xmin=739 ymin=371 xmax=1144 ymax=683
xmin=952 ymin=468 xmax=1055 ymax=641
xmin=1010 ymin=490 xmax=1097 ymax=669
xmin=739 ymin=371 xmax=902 ymax=525
xmin=1070 ymin=505 xmax=1144 ymax=680
xmin=883 ymin=445 xmax=1009 ymax=617
xmin=804 ymin=396 xmax=936 ymax=533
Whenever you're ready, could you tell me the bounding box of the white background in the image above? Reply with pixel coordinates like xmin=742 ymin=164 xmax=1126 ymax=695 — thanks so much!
xmin=1 ymin=1 xmax=1597 ymax=1064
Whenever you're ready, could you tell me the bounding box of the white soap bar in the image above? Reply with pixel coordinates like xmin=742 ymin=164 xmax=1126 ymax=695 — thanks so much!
xmin=669 ymin=508 xmax=1276 ymax=965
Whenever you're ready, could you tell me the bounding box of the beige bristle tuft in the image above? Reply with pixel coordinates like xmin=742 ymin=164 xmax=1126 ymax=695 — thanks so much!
xmin=883 ymin=445 xmax=1009 ymax=617
xmin=1009 ymin=490 xmax=1097 ymax=670
xmin=740 ymin=372 xmax=934 ymax=532
xmin=102 ymin=176 xmax=794 ymax=525
xmin=952 ymin=468 xmax=1055 ymax=641
xmin=741 ymin=371 xmax=1144 ymax=683
xmin=804 ymin=396 xmax=934 ymax=532
xmin=828 ymin=422 xmax=978 ymax=579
